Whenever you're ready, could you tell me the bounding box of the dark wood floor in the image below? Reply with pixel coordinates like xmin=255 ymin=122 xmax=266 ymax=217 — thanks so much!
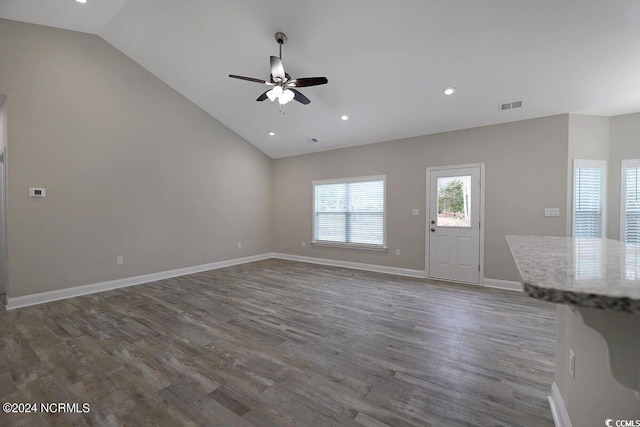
xmin=0 ymin=259 xmax=556 ymax=426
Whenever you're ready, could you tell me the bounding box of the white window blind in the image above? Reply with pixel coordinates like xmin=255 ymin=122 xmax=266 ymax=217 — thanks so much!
xmin=573 ymin=160 xmax=606 ymax=238
xmin=313 ymin=176 xmax=385 ymax=248
xmin=621 ymin=160 xmax=640 ymax=244
xmin=574 ymin=238 xmax=603 ymax=280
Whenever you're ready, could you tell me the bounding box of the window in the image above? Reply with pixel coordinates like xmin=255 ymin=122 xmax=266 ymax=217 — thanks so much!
xmin=574 ymin=238 xmax=603 ymax=280
xmin=573 ymin=159 xmax=607 ymax=238
xmin=621 ymin=159 xmax=640 ymax=244
xmin=313 ymin=175 xmax=386 ymax=249
xmin=436 ymin=175 xmax=471 ymax=227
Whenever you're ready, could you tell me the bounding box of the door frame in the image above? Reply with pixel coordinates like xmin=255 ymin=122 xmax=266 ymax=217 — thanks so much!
xmin=0 ymin=147 xmax=6 ymax=297
xmin=425 ymin=163 xmax=485 ymax=284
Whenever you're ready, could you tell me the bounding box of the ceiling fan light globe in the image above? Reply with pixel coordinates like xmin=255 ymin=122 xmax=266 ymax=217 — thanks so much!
xmin=271 ymin=86 xmax=283 ymax=97
xmin=279 ymin=89 xmax=295 ymax=104
xmin=266 ymin=89 xmax=278 ymax=102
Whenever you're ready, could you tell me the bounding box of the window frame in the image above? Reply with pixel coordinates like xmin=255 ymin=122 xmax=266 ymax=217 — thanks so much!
xmin=312 ymin=175 xmax=387 ymax=251
xmin=572 ymin=159 xmax=607 ymax=238
xmin=620 ymin=159 xmax=640 ymax=243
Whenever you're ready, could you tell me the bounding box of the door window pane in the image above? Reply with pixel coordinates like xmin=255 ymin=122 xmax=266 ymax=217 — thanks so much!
xmin=437 ymin=175 xmax=471 ymax=227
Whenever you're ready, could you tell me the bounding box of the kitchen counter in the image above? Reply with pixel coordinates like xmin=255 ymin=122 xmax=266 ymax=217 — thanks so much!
xmin=506 ymin=235 xmax=640 ymax=313
xmin=506 ymin=235 xmax=640 ymax=425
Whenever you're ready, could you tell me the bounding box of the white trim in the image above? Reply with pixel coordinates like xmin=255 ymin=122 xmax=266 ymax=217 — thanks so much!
xmin=0 ymin=146 xmax=6 ymax=297
xmin=272 ymin=252 xmax=425 ymax=278
xmin=312 ymin=174 xmax=386 ymax=186
xmin=6 ymin=253 xmax=272 ymax=310
xmin=572 ymin=159 xmax=607 ymax=238
xmin=620 ymin=159 xmax=640 ymax=242
xmin=310 ymin=241 xmax=387 ymax=251
xmin=425 ymin=163 xmax=485 ymax=285
xmin=426 ymin=163 xmax=485 ymax=172
xmin=482 ymin=278 xmax=523 ymax=291
xmin=548 ymin=382 xmax=573 ymax=427
xmin=479 ymin=165 xmax=486 ymax=285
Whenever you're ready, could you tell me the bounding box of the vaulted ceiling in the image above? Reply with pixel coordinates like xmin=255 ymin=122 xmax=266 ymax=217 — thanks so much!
xmin=2 ymin=0 xmax=640 ymax=158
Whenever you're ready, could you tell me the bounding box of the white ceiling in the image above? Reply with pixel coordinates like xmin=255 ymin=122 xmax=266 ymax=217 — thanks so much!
xmin=0 ymin=0 xmax=127 ymax=34
xmin=2 ymin=0 xmax=640 ymax=158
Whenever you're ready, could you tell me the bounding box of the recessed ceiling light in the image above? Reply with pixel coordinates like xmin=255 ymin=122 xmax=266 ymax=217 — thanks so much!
xmin=341 ymin=115 xmax=349 ymax=121
xmin=444 ymin=86 xmax=456 ymax=95
xmin=268 ymin=131 xmax=275 ymax=136
xmin=76 ymin=0 xmax=87 ymax=3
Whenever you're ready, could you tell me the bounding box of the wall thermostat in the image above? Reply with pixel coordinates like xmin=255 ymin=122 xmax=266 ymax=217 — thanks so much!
xmin=29 ymin=188 xmax=45 ymax=198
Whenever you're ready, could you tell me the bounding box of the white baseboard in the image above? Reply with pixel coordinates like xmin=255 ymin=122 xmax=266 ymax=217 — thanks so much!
xmin=6 ymin=253 xmax=521 ymax=310
xmin=6 ymin=253 xmax=273 ymax=310
xmin=549 ymin=382 xmax=572 ymax=427
xmin=483 ymin=278 xmax=523 ymax=292
xmin=272 ymin=253 xmax=426 ymax=278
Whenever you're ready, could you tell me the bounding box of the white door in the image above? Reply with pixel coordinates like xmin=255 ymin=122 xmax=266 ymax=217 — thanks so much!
xmin=428 ymin=166 xmax=481 ymax=284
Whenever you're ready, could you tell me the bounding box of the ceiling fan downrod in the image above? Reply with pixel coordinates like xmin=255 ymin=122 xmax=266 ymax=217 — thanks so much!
xmin=275 ymin=32 xmax=287 ymax=60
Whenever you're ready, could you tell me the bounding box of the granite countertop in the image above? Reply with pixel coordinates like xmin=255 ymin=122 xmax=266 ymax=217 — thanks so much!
xmin=506 ymin=235 xmax=640 ymax=313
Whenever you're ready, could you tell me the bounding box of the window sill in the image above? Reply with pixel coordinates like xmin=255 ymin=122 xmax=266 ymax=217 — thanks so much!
xmin=310 ymin=241 xmax=388 ymax=252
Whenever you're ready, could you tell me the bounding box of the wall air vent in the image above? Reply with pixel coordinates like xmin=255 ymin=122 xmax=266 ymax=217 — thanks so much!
xmin=500 ymin=100 xmax=523 ymax=111
xmin=306 ymin=137 xmax=319 ymax=144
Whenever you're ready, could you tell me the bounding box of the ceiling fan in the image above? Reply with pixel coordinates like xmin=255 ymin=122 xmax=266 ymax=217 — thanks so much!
xmin=229 ymin=32 xmax=328 ymax=108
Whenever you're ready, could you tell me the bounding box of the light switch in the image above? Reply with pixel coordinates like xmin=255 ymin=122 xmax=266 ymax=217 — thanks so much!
xmin=412 ymin=209 xmax=420 ymax=216
xmin=544 ymin=208 xmax=560 ymax=217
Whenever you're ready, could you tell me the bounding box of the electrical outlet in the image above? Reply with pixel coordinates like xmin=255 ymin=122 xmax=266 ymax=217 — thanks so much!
xmin=116 ymin=256 xmax=123 ymax=265
xmin=301 ymin=241 xmax=306 ymax=247
xmin=569 ymin=349 xmax=575 ymax=378
xmin=412 ymin=209 xmax=420 ymax=216
xmin=237 ymin=242 xmax=242 ymax=249
xmin=395 ymin=249 xmax=400 ymax=256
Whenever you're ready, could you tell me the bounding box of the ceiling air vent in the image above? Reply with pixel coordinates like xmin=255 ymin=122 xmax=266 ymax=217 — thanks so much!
xmin=306 ymin=137 xmax=319 ymax=144
xmin=500 ymin=100 xmax=523 ymax=111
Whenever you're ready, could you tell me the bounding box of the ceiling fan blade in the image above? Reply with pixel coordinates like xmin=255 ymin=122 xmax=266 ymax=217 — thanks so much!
xmin=288 ymin=77 xmax=328 ymax=87
xmin=291 ymin=89 xmax=311 ymax=105
xmin=270 ymin=56 xmax=286 ymax=81
xmin=229 ymin=74 xmax=269 ymax=84
xmin=256 ymin=90 xmax=269 ymax=101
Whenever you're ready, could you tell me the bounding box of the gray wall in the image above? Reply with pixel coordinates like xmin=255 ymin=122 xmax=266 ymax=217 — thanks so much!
xmin=273 ymin=115 xmax=569 ymax=281
xmin=608 ymin=112 xmax=640 ymax=241
xmin=0 ymin=19 xmax=272 ymax=298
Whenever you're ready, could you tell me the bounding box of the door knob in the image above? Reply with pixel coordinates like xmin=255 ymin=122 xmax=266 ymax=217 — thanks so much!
xmin=431 ymin=228 xmax=436 ymax=232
